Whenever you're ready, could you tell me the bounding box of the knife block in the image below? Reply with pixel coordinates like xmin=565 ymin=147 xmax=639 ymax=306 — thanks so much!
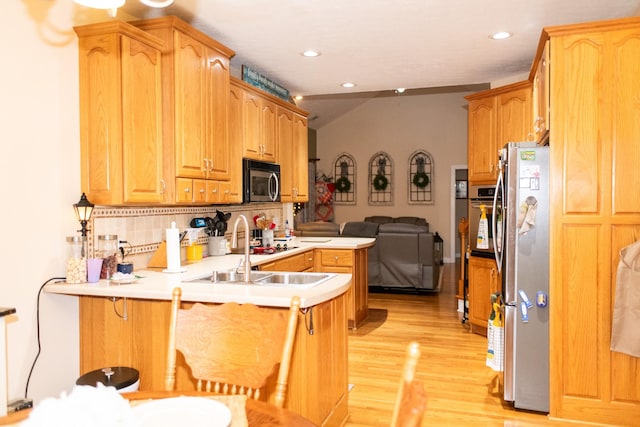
xmin=147 ymin=241 xmax=167 ymax=268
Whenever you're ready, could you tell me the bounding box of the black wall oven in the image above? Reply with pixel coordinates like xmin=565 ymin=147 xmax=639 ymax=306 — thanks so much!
xmin=242 ymin=159 xmax=281 ymax=203
xmin=468 ymin=184 xmax=499 ymax=258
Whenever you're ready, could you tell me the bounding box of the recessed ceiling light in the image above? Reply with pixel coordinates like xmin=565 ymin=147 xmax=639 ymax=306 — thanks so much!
xmin=294 ymin=95 xmax=303 ymax=100
xmin=490 ymin=31 xmax=512 ymax=40
xmin=341 ymin=82 xmax=355 ymax=88
xmin=302 ymin=50 xmax=320 ymax=57
xmin=395 ymin=88 xmax=406 ymax=94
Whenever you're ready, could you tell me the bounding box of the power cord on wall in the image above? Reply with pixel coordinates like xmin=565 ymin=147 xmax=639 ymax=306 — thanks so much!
xmin=19 ymin=277 xmax=66 ymax=407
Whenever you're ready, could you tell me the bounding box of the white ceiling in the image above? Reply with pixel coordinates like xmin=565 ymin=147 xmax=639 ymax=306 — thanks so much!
xmin=120 ymin=0 xmax=640 ymax=128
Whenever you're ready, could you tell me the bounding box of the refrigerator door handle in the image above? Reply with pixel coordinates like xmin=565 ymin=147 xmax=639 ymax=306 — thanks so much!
xmin=492 ymin=172 xmax=504 ymax=273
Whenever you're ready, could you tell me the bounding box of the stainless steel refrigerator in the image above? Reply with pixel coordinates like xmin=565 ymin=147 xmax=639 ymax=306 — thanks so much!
xmin=492 ymin=142 xmax=550 ymax=413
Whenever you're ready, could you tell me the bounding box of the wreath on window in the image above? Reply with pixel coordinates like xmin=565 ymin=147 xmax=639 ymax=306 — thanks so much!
xmin=373 ymin=174 xmax=389 ymax=191
xmin=412 ymin=172 xmax=429 ymax=188
xmin=335 ymin=176 xmax=351 ymax=193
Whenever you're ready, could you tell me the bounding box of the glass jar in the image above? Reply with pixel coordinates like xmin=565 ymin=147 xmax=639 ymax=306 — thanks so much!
xmin=98 ymin=234 xmax=118 ymax=279
xmin=66 ymin=236 xmax=87 ymax=284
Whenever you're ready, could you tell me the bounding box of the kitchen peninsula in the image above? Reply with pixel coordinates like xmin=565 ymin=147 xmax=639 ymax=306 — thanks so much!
xmin=45 ymin=237 xmax=374 ymax=426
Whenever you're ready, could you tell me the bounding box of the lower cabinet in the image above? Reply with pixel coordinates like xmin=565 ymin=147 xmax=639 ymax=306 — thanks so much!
xmin=259 ymin=250 xmax=314 ymax=272
xmin=78 ymin=292 xmax=348 ymax=426
xmin=467 ymin=256 xmax=501 ymax=333
xmin=314 ymin=248 xmax=369 ymax=329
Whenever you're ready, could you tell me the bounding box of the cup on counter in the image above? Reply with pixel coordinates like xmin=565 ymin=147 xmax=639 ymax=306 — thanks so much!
xmin=117 ymin=262 xmax=134 ymax=275
xmin=208 ymin=236 xmax=227 ymax=256
xmin=87 ymin=258 xmax=104 ymax=283
xmin=262 ymin=229 xmax=274 ymax=247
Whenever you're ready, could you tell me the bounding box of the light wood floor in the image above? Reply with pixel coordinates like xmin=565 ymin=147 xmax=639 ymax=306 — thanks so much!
xmin=345 ymin=262 xmax=587 ymax=427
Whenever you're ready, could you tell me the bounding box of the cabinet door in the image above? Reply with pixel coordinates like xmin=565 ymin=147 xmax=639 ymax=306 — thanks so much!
xmin=242 ymin=89 xmax=262 ymax=159
xmin=205 ymin=48 xmax=230 ymax=181
xmin=277 ymin=107 xmax=294 ymax=202
xmin=468 ymin=256 xmax=499 ymax=330
xmin=121 ymin=36 xmax=165 ymax=204
xmin=227 ymin=82 xmax=244 ymax=203
xmin=532 ymin=41 xmax=550 ymax=141
xmin=467 ymin=96 xmax=498 ymax=183
xmin=260 ymin=98 xmax=278 ymax=163
xmin=497 ymin=85 xmax=533 ymax=144
xmin=174 ymin=30 xmax=207 ymax=179
xmin=293 ymin=114 xmax=309 ymax=202
xmin=78 ymin=26 xmax=165 ymax=205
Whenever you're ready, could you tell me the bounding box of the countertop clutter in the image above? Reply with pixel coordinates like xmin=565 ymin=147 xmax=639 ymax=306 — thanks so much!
xmin=45 ymin=237 xmax=375 ymax=309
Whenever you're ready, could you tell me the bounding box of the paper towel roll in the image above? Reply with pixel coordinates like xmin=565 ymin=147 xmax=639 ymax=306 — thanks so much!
xmin=164 ymin=222 xmax=183 ymax=273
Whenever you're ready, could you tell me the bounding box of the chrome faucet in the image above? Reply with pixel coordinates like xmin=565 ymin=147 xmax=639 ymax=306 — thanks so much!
xmin=231 ymin=214 xmax=252 ymax=281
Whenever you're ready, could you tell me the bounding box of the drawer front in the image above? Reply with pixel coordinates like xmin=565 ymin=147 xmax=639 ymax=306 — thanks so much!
xmin=319 ymin=250 xmax=353 ymax=267
xmin=303 ymin=250 xmax=314 ymax=270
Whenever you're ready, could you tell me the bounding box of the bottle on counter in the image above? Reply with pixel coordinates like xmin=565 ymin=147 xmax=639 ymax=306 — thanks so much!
xmin=98 ymin=234 xmax=119 ymax=279
xmin=285 ymin=220 xmax=291 ymax=238
xmin=66 ymin=236 xmax=87 ymax=284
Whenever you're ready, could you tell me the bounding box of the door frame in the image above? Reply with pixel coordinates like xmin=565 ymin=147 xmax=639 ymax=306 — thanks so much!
xmin=450 ymin=164 xmax=468 ymax=262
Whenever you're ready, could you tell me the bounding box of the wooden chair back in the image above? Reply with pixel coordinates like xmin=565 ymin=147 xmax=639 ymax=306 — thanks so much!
xmin=165 ymin=287 xmax=301 ymax=408
xmin=390 ymin=341 xmax=427 ymax=427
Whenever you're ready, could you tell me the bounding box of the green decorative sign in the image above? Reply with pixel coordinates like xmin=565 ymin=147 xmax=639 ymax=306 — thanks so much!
xmin=242 ymin=65 xmax=290 ymax=102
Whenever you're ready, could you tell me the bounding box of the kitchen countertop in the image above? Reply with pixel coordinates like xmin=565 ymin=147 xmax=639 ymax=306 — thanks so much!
xmin=44 ymin=237 xmax=375 ymax=309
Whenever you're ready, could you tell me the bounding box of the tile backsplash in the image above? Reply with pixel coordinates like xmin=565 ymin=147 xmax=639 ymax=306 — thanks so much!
xmin=87 ymin=203 xmax=286 ymax=270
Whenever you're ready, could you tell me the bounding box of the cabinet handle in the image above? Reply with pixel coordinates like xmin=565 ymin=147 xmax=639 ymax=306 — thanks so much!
xmin=160 ymin=179 xmax=166 ymax=194
xmin=224 ymin=189 xmax=230 ymax=194
xmin=199 ymin=188 xmax=205 ymax=194
xmin=184 ymin=187 xmax=190 ymax=193
xmin=212 ymin=188 xmax=218 ymax=194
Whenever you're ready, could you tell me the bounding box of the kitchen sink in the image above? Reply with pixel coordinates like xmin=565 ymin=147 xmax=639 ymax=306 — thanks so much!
xmin=204 ymin=270 xmax=273 ymax=283
xmin=257 ymin=272 xmax=334 ymax=286
xmin=188 ymin=270 xmax=336 ymax=288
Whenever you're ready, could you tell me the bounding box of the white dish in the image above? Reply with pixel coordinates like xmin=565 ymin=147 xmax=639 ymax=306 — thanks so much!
xmin=109 ymin=277 xmax=138 ymax=285
xmin=132 ymin=396 xmax=231 ymax=427
xmin=109 ymin=272 xmax=139 ymax=284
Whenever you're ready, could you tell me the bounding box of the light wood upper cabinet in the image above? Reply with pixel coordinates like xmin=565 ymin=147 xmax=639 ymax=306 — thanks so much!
xmin=172 ymin=30 xmax=207 ymax=180
xmin=205 ymin=47 xmax=231 ymax=181
xmin=467 ymin=95 xmax=498 ymax=184
xmin=76 ymin=21 xmax=166 ymax=205
xmin=232 ymin=77 xmax=309 ymax=200
xmin=226 ymin=81 xmax=244 ymax=204
xmin=292 ymin=113 xmax=309 ymax=202
xmin=278 ymin=107 xmax=309 ymax=203
xmin=532 ymin=40 xmax=550 ymax=142
xmin=277 ymin=106 xmax=294 ymax=201
xmin=497 ymin=84 xmax=533 ymax=145
xmin=242 ymin=86 xmax=277 ymax=163
xmin=466 ymin=81 xmax=532 ymax=185
xmin=131 ymin=17 xmax=235 ymax=205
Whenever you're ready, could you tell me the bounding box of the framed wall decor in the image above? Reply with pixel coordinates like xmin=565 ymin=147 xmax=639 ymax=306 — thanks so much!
xmin=333 ymin=153 xmax=356 ymax=205
xmin=456 ymin=180 xmax=468 ymax=199
xmin=408 ymin=150 xmax=433 ymax=204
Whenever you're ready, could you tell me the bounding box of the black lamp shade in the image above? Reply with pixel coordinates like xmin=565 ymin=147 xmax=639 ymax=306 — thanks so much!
xmin=74 ymin=192 xmax=94 ymax=223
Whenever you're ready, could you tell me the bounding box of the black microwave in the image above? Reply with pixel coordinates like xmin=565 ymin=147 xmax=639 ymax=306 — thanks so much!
xmin=242 ymin=159 xmax=281 ymax=203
